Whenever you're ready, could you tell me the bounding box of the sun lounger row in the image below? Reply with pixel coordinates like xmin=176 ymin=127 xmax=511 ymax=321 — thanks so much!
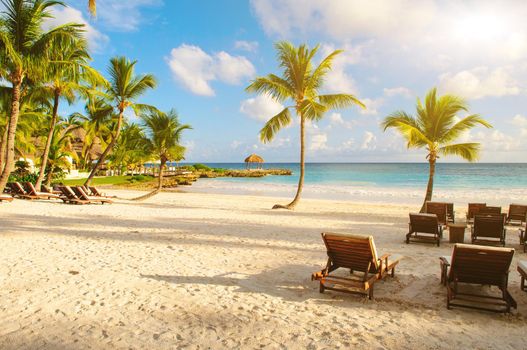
xmin=312 ymin=232 xmax=522 ymax=313
xmin=3 ymin=182 xmax=113 ymax=205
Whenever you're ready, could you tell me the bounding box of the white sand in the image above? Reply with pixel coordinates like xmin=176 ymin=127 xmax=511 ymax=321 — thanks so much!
xmin=0 ymin=190 xmax=526 ymax=349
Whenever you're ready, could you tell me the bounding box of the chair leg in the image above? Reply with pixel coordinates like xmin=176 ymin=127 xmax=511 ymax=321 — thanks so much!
xmin=521 ymin=276 xmax=525 ymax=291
xmin=368 ymin=284 xmax=374 ymax=300
xmin=391 ymin=266 xmax=395 ymax=277
xmin=319 ymin=282 xmax=325 ymax=293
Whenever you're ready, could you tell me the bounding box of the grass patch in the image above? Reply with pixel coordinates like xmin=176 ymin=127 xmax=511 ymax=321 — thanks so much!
xmin=59 ymin=175 xmax=155 ymax=186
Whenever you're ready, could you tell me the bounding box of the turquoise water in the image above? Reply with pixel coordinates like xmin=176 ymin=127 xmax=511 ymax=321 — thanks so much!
xmin=178 ymin=163 xmax=527 ymax=189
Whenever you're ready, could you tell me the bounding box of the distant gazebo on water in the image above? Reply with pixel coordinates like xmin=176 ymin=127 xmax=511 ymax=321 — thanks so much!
xmin=244 ymin=154 xmax=264 ymax=169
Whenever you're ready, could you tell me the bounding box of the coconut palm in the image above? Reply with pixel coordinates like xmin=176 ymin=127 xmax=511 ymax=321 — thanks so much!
xmin=107 ymin=123 xmax=147 ymax=175
xmin=43 ymin=123 xmax=77 ymax=187
xmin=139 ymin=109 xmax=191 ymax=197
xmin=0 ymin=0 xmax=83 ymax=193
xmin=382 ymin=87 xmax=492 ymax=212
xmin=246 ymin=41 xmax=365 ymax=209
xmin=35 ymin=38 xmax=105 ymax=190
xmin=84 ymin=56 xmax=156 ymax=186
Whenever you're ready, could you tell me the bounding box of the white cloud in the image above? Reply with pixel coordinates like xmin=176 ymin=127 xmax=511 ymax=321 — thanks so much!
xmin=360 ymin=98 xmax=383 ymax=115
xmin=309 ymin=132 xmax=328 ymax=151
xmin=234 ymin=40 xmax=259 ymax=52
xmin=45 ymin=6 xmax=109 ymax=52
xmin=319 ymin=43 xmax=361 ymax=94
xmin=361 ymin=131 xmax=377 ymax=150
xmin=383 ymin=87 xmax=413 ymax=98
xmin=240 ymin=94 xmax=284 ymax=122
xmin=96 ymin=0 xmax=163 ymax=32
xmin=167 ymin=44 xmax=256 ymax=96
xmin=438 ymin=66 xmax=520 ymax=99
xmin=328 ymin=112 xmax=355 ymax=129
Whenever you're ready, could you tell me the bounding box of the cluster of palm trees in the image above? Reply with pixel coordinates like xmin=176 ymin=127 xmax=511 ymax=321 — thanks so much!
xmin=0 ymin=0 xmax=190 ymax=196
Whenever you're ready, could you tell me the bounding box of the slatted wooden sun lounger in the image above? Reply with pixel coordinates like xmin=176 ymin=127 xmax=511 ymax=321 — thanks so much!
xmin=41 ymin=184 xmax=62 ymax=195
xmin=440 ymin=244 xmax=516 ymax=313
xmin=58 ymin=186 xmax=90 ymax=205
xmin=73 ymin=186 xmax=113 ymax=204
xmin=311 ymin=232 xmax=401 ymax=299
xmin=467 ymin=203 xmax=486 ymax=225
xmin=407 ymin=213 xmax=443 ymax=246
xmin=425 ymin=202 xmax=449 ymax=226
xmin=89 ymin=186 xmax=115 ymax=198
xmin=8 ymin=182 xmax=34 ymax=199
xmin=471 ymin=214 xmax=507 ymax=246
xmin=25 ymin=182 xmax=60 ymax=200
xmin=506 ymin=204 xmax=527 ymax=226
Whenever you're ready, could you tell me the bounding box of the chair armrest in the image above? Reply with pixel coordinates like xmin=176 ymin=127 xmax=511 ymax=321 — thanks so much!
xmin=439 ymin=256 xmax=450 ymax=285
xmin=439 ymin=256 xmax=450 ymax=266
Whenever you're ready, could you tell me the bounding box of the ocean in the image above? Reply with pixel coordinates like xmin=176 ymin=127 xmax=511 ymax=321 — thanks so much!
xmin=174 ymin=163 xmax=527 ymax=206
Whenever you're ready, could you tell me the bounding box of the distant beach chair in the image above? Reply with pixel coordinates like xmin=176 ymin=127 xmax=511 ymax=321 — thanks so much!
xmin=58 ymin=186 xmax=90 ymax=205
xmin=466 ymin=203 xmax=486 ymax=224
xmin=471 ymin=214 xmax=506 ymax=246
xmin=425 ymin=202 xmax=449 ymax=225
xmin=0 ymin=194 xmax=13 ymax=202
xmin=506 ymin=204 xmax=527 ymax=226
xmin=439 ymin=244 xmax=516 ymax=312
xmin=407 ymin=213 xmax=443 ymax=246
xmin=41 ymin=184 xmax=61 ymax=195
xmin=311 ymin=232 xmax=401 ymax=299
xmin=518 ymin=261 xmax=527 ymax=292
xmin=8 ymin=182 xmax=32 ymax=198
xmin=72 ymin=186 xmax=113 ymax=204
xmin=89 ymin=186 xmax=115 ymax=198
xmin=24 ymin=182 xmax=60 ymax=200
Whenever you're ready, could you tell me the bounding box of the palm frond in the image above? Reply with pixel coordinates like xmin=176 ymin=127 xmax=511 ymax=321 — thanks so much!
xmin=259 ymin=107 xmax=292 ymax=143
xmin=318 ymin=94 xmax=365 ymax=110
xmin=438 ymin=143 xmax=481 ymax=162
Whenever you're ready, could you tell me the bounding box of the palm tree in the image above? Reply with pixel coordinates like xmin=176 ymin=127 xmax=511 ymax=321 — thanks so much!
xmin=84 ymin=56 xmax=156 ymax=186
xmin=382 ymin=87 xmax=492 ymax=212
xmin=107 ymin=123 xmax=147 ymax=175
xmin=140 ymin=109 xmax=190 ymax=194
xmin=35 ymin=38 xmax=104 ymax=190
xmin=246 ymin=41 xmax=365 ymax=209
xmin=0 ymin=0 xmax=82 ymax=193
xmin=44 ymin=123 xmax=77 ymax=187
xmin=71 ymin=98 xmax=113 ymax=170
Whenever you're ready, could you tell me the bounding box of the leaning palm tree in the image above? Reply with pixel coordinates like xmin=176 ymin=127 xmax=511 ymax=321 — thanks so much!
xmin=382 ymin=87 xmax=492 ymax=212
xmin=246 ymin=41 xmax=365 ymax=209
xmin=35 ymin=38 xmax=105 ymax=190
xmin=0 ymin=0 xmax=82 ymax=193
xmin=84 ymin=56 xmax=156 ymax=186
xmin=44 ymin=124 xmax=77 ymax=187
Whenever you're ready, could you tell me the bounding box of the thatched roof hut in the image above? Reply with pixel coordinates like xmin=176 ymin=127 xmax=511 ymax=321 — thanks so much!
xmin=244 ymin=154 xmax=264 ymax=169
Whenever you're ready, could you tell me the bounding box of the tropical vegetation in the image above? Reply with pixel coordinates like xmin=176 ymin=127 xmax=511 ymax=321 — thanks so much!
xmin=382 ymin=87 xmax=492 ymax=212
xmin=246 ymin=41 xmax=365 ymax=209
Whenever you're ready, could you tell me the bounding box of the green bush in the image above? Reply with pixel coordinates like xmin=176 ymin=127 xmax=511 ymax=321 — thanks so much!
xmin=193 ymin=163 xmax=211 ymax=171
xmin=128 ymin=175 xmax=147 ymax=183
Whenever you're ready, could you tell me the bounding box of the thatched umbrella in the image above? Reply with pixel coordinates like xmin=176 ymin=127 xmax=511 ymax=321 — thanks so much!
xmin=244 ymin=154 xmax=264 ymax=169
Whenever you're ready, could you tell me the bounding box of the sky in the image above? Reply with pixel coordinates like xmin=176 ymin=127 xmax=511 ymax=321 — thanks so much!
xmin=46 ymin=0 xmax=527 ymax=162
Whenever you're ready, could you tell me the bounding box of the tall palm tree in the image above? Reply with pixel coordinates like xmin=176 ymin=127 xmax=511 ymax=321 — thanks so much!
xmin=71 ymin=98 xmax=113 ymax=170
xmin=0 ymin=0 xmax=82 ymax=193
xmin=382 ymin=87 xmax=492 ymax=212
xmin=141 ymin=109 xmax=190 ymax=193
xmin=84 ymin=56 xmax=156 ymax=186
xmin=35 ymin=38 xmax=104 ymax=190
xmin=246 ymin=41 xmax=365 ymax=209
xmin=44 ymin=123 xmax=77 ymax=187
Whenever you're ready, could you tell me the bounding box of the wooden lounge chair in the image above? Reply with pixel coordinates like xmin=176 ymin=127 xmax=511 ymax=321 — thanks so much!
xmin=8 ymin=182 xmax=33 ymax=199
xmin=518 ymin=261 xmax=527 ymax=292
xmin=89 ymin=186 xmax=115 ymax=198
xmin=311 ymin=232 xmax=401 ymax=299
xmin=471 ymin=214 xmax=506 ymax=246
xmin=0 ymin=194 xmax=13 ymax=202
xmin=506 ymin=204 xmax=527 ymax=225
xmin=466 ymin=203 xmax=486 ymax=224
xmin=439 ymin=244 xmax=516 ymax=312
xmin=24 ymin=182 xmax=60 ymax=200
xmin=407 ymin=213 xmax=443 ymax=246
xmin=480 ymin=206 xmax=501 ymax=215
xmin=73 ymin=186 xmax=113 ymax=204
xmin=425 ymin=202 xmax=449 ymax=226
xmin=41 ymin=184 xmax=62 ymax=195
xmin=59 ymin=186 xmax=90 ymax=205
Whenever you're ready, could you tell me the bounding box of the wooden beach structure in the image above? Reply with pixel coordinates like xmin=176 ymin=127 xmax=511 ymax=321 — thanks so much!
xmin=244 ymin=154 xmax=264 ymax=170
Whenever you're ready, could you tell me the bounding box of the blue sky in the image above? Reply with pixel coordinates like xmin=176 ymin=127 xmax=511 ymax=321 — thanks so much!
xmin=51 ymin=0 xmax=527 ymax=162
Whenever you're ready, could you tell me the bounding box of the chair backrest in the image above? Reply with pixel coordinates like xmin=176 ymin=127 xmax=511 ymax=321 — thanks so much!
xmin=321 ymin=232 xmax=380 ymax=273
xmin=425 ymin=202 xmax=448 ymax=224
xmin=409 ymin=213 xmax=439 ymax=234
xmin=508 ymin=204 xmax=527 ymax=220
xmin=480 ymin=206 xmax=501 ymax=215
xmin=60 ymin=186 xmax=78 ymax=199
xmin=449 ymin=244 xmax=514 ymax=286
xmin=473 ymin=214 xmax=505 ymax=239
xmin=25 ymin=182 xmax=38 ymax=195
xmin=12 ymin=182 xmax=27 ymax=195
xmin=89 ymin=186 xmax=102 ymax=196
xmin=72 ymin=186 xmax=90 ymax=200
xmin=467 ymin=203 xmax=486 ymax=220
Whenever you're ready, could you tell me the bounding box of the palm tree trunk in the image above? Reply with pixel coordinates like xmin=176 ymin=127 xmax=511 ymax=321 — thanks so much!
xmin=0 ymin=76 xmax=23 ymax=193
xmin=420 ymin=157 xmax=436 ymax=212
xmin=0 ymin=116 xmax=8 ymax=173
xmin=273 ymin=116 xmax=305 ymax=210
xmin=35 ymin=91 xmax=60 ymax=190
xmin=132 ymin=158 xmax=165 ymax=201
xmin=84 ymin=109 xmax=123 ymax=186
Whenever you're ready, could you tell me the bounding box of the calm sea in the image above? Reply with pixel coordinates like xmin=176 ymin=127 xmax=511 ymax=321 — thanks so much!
xmin=173 ymin=163 xmax=527 ymax=205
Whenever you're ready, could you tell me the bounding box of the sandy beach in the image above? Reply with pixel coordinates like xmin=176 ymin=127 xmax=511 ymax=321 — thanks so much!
xmin=1 ymin=190 xmax=526 ymax=349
